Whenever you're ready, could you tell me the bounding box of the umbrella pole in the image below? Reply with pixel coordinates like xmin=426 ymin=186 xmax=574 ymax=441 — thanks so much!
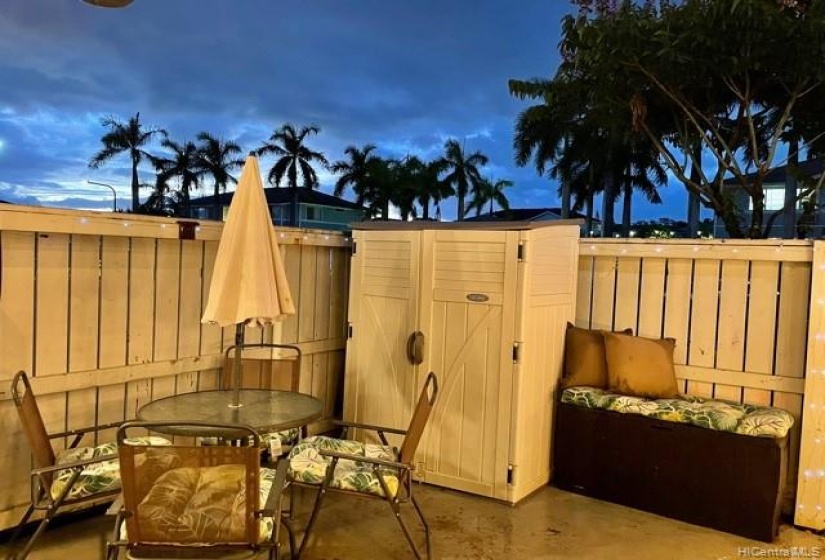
xmin=231 ymin=323 xmax=245 ymax=408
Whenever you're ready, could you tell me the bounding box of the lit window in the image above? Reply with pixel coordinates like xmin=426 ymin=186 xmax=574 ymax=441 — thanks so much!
xmin=748 ymin=188 xmax=811 ymax=211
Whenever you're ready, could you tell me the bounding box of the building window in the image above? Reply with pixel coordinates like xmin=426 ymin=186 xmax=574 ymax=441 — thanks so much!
xmin=748 ymin=188 xmax=811 ymax=211
xmin=305 ymin=206 xmax=316 ymax=221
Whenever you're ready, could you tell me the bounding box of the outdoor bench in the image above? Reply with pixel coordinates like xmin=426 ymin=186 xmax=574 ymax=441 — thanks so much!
xmin=553 ymin=386 xmax=794 ymax=542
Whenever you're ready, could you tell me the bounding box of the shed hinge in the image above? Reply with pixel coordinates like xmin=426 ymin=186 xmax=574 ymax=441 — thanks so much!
xmin=517 ymin=242 xmax=525 ymax=262
xmin=507 ymin=464 xmax=515 ymax=485
xmin=512 ymin=342 xmax=521 ymax=364
xmin=351 ymin=240 xmax=357 ymax=256
xmin=347 ymin=323 xmax=353 ymax=339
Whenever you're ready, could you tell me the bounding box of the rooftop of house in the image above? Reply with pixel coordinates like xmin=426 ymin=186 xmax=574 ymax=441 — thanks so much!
xmin=722 ymin=158 xmax=824 ymax=185
xmin=463 ymin=207 xmax=595 ymax=222
xmin=190 ymin=187 xmax=364 ymax=210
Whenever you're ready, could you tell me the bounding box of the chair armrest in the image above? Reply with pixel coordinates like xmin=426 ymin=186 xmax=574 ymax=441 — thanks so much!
xmin=48 ymin=420 xmax=123 ymax=440
xmin=260 ymin=459 xmax=289 ymax=517
xmin=31 ymin=453 xmax=118 ymax=477
xmin=317 ymin=449 xmax=413 ymax=472
xmin=332 ymin=419 xmax=408 ymax=436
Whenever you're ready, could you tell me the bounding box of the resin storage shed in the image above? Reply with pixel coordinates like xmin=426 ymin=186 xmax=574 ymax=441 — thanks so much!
xmin=342 ymin=221 xmax=580 ymax=503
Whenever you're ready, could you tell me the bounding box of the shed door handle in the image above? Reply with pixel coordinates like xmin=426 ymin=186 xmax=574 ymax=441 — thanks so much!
xmin=406 ymin=331 xmax=425 ymax=365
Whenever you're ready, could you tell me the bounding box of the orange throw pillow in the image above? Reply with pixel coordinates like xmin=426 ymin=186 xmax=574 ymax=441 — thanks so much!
xmin=562 ymin=323 xmax=633 ymax=389
xmin=603 ymin=332 xmax=679 ymax=399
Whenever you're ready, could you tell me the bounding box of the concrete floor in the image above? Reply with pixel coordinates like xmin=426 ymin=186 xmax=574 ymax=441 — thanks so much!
xmin=3 ymin=484 xmax=825 ymax=560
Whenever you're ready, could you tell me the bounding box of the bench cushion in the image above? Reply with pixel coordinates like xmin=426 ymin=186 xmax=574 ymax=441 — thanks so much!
xmin=561 ymin=386 xmax=793 ymax=438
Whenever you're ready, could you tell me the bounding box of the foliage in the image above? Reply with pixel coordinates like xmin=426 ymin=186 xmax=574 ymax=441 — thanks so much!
xmin=88 ymin=112 xmax=166 ymax=212
xmin=553 ymin=0 xmax=825 ymax=238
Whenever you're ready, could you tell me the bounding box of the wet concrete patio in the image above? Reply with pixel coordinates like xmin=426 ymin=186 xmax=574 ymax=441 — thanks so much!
xmin=3 ymin=483 xmax=825 ymax=560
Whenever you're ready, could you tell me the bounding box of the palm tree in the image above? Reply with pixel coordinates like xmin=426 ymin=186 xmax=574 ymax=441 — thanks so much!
xmin=256 ymin=124 xmax=329 ymax=226
xmin=467 ymin=178 xmax=514 ymax=217
xmin=438 ymin=139 xmax=488 ymax=221
xmin=332 ymin=144 xmax=377 ymax=219
xmin=88 ymin=112 xmax=167 ymax=211
xmin=195 ymin=132 xmax=243 ymax=220
xmin=151 ymin=138 xmax=201 ymax=217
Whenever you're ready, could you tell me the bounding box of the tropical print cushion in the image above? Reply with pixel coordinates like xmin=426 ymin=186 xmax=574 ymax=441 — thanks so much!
xmin=288 ymin=435 xmax=399 ymax=497
xmin=51 ymin=436 xmax=171 ymax=501
xmin=561 ymin=386 xmax=794 ymax=438
xmin=120 ymin=464 xmax=277 ymax=544
xmin=260 ymin=428 xmax=301 ymax=448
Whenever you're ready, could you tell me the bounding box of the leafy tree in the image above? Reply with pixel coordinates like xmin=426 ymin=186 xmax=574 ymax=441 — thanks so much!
xmin=438 ymin=139 xmax=488 ymax=221
xmin=151 ymin=138 xmax=200 ymax=217
xmin=195 ymin=132 xmax=243 ymax=220
xmin=555 ymin=0 xmax=825 ymax=238
xmin=467 ymin=177 xmax=514 ymax=217
xmin=256 ymin=124 xmax=329 ymax=226
xmin=88 ymin=112 xmax=166 ymax=211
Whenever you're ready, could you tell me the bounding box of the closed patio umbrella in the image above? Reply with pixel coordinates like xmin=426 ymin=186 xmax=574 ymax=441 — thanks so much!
xmin=202 ymin=153 xmax=296 ymax=407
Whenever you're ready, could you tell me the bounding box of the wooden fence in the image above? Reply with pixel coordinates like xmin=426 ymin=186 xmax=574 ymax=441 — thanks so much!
xmin=6 ymin=207 xmax=825 ymax=533
xmin=574 ymin=238 xmax=821 ymax=526
xmin=0 ymin=204 xmax=350 ymax=529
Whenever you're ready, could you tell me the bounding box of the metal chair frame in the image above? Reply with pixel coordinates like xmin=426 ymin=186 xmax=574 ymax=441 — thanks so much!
xmin=8 ymin=370 xmax=124 ymax=560
xmin=105 ymin=420 xmax=292 ymax=560
xmin=291 ymin=372 xmax=439 ymax=560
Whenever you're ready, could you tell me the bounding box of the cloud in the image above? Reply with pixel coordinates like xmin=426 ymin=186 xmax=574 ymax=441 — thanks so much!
xmin=2 ymin=0 xmax=700 ymax=220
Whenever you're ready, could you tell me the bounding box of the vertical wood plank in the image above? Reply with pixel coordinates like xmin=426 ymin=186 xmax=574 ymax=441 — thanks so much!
xmin=613 ymin=257 xmax=640 ymax=332
xmin=0 ymin=232 xmax=35 ymax=377
xmin=66 ymin=388 xmax=97 ymax=446
xmin=575 ymin=255 xmax=593 ymax=328
xmin=68 ymin=235 xmax=100 ymax=373
xmin=299 ymin=245 xmax=317 ymax=343
xmin=178 ymin=241 xmax=203 ymax=359
xmin=714 ymin=260 xmax=749 ymax=402
xmin=153 ymin=239 xmax=180 ymax=362
xmin=200 ymin=241 xmax=222 ymax=356
xmin=99 ymin=237 xmax=129 ymax=369
xmin=329 ymin=248 xmax=348 ymax=340
xmin=687 ymin=259 xmax=719 ymax=397
xmin=314 ymin=247 xmax=332 ymax=341
xmin=590 ymin=257 xmax=616 ymax=330
xmin=744 ymin=261 xmax=779 ymax=406
xmin=280 ymin=244 xmax=302 ymax=343
xmin=35 ymin=233 xmax=70 ymax=376
xmin=128 ymin=238 xmax=156 ymax=365
xmin=795 ymin=242 xmax=825 ymax=530
xmin=663 ymin=259 xmax=693 ymax=369
xmin=637 ymin=258 xmax=666 ymax=339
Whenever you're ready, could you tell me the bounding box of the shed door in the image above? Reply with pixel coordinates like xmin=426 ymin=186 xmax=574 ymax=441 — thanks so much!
xmin=418 ymin=229 xmax=518 ymax=499
xmin=343 ymin=230 xmax=421 ymax=435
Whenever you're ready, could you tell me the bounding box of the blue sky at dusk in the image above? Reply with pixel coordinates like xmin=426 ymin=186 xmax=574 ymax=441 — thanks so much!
xmin=0 ymin=0 xmax=699 ymax=221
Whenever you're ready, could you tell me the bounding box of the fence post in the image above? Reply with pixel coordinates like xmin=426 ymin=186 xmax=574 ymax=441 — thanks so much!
xmin=795 ymin=240 xmax=825 ymax=529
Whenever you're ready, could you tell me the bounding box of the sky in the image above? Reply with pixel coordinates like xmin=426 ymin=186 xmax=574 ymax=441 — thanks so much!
xmin=0 ymin=0 xmax=698 ymax=221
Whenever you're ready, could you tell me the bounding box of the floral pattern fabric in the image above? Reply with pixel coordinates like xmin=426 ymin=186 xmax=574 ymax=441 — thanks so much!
xmin=51 ymin=436 xmax=170 ymax=501
xmin=119 ymin=461 xmax=277 ymax=544
xmin=561 ymin=386 xmax=794 ymax=438
xmin=288 ymin=435 xmax=400 ymax=497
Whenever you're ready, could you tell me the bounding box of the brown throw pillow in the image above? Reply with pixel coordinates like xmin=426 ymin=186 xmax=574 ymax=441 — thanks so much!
xmin=562 ymin=323 xmax=633 ymax=389
xmin=603 ymin=332 xmax=679 ymax=399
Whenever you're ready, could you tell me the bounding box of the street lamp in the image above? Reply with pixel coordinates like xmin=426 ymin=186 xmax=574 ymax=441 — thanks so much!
xmin=87 ymin=180 xmax=118 ymax=212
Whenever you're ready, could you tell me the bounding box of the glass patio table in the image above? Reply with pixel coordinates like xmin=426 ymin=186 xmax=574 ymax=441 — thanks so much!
xmin=137 ymin=389 xmax=323 ymax=438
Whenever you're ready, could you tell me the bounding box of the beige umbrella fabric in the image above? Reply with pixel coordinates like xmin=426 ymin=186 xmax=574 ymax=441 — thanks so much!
xmin=202 ymin=153 xmax=295 ymax=327
xmin=202 ymin=154 xmax=295 ymax=407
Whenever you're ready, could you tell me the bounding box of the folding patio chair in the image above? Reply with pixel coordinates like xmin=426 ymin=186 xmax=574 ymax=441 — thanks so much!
xmin=106 ymin=420 xmax=291 ymax=560
xmin=287 ymin=372 xmax=439 ymax=559
xmin=8 ymin=370 xmax=168 ymax=560
xmin=223 ymin=342 xmax=305 ymax=457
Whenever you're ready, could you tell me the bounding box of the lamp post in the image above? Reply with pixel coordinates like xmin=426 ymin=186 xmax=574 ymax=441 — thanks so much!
xmin=87 ymin=180 xmax=118 ymax=212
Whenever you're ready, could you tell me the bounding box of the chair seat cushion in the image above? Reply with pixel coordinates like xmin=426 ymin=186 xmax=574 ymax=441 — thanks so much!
xmin=52 ymin=436 xmax=170 ymax=501
xmin=287 ymin=435 xmax=399 ymax=497
xmin=259 ymin=428 xmax=300 ymax=447
xmin=120 ymin=465 xmax=277 ymax=544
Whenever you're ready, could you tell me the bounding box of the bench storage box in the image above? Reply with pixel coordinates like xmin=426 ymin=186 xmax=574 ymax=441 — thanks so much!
xmin=553 ymin=387 xmax=792 ymax=542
